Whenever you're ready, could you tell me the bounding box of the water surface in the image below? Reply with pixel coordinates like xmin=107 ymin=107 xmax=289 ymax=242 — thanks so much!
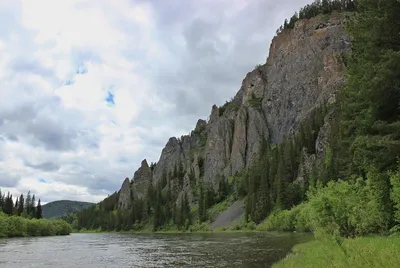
xmin=0 ymin=232 xmax=312 ymax=267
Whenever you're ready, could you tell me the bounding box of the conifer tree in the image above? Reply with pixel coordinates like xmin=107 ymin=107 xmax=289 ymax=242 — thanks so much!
xmin=18 ymin=194 xmax=24 ymax=216
xmin=36 ymin=199 xmax=43 ymax=219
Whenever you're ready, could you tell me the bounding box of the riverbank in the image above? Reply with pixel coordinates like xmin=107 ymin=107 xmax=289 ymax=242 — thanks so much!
xmin=0 ymin=213 xmax=72 ymax=238
xmin=272 ymin=235 xmax=400 ymax=268
xmin=72 ymin=226 xmax=264 ymax=235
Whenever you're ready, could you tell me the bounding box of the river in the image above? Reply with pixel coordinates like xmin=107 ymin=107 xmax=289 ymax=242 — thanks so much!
xmin=0 ymin=232 xmax=312 ymax=267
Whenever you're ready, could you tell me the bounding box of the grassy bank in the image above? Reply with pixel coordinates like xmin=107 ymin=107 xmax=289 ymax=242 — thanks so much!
xmin=0 ymin=212 xmax=72 ymax=238
xmin=273 ymin=235 xmax=400 ymax=268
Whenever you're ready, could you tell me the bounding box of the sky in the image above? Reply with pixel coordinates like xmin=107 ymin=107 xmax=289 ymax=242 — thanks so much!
xmin=0 ymin=0 xmax=310 ymax=204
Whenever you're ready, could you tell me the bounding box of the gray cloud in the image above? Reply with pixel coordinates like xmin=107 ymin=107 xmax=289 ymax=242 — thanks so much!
xmin=10 ymin=59 xmax=54 ymax=77
xmin=23 ymin=160 xmax=60 ymax=172
xmin=0 ymin=97 xmax=87 ymax=152
xmin=26 ymin=118 xmax=77 ymax=151
xmin=0 ymin=171 xmax=20 ymax=188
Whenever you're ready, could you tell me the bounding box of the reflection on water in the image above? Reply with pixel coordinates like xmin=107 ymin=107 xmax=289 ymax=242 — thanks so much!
xmin=0 ymin=232 xmax=312 ymax=268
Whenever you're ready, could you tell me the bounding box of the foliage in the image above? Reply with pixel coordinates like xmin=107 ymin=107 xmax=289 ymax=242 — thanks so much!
xmin=256 ymin=204 xmax=310 ymax=232
xmin=260 ymin=0 xmax=400 ymax=241
xmin=276 ymin=0 xmax=356 ymax=34
xmin=0 ymin=212 xmax=72 ymax=238
xmin=218 ymin=98 xmax=241 ymax=116
xmin=244 ymin=105 xmax=327 ymax=224
xmin=390 ymin=164 xmax=400 ymax=224
xmin=248 ymin=93 xmax=263 ymax=109
xmin=258 ymin=170 xmax=400 ymax=237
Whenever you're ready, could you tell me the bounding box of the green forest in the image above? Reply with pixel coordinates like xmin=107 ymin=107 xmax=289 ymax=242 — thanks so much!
xmin=0 ymin=188 xmax=72 ymax=238
xmin=67 ymin=0 xmax=400 ymax=250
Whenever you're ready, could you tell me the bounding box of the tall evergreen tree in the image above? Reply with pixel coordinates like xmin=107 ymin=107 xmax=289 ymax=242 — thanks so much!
xmin=25 ymin=191 xmax=32 ymax=216
xmin=0 ymin=189 xmax=3 ymax=212
xmin=4 ymin=192 xmax=14 ymax=215
xmin=36 ymin=199 xmax=43 ymax=219
xmin=18 ymin=194 xmax=24 ymax=216
xmin=31 ymin=194 xmax=36 ymax=218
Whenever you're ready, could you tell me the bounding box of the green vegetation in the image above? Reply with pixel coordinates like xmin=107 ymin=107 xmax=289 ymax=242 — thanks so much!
xmin=218 ymin=98 xmax=241 ymax=116
xmin=66 ymin=166 xmax=232 ymax=232
xmin=0 ymin=212 xmax=72 ymax=238
xmin=243 ymin=105 xmax=327 ymax=224
xmin=273 ymin=236 xmax=400 ymax=268
xmin=276 ymin=0 xmax=356 ymax=34
xmin=42 ymin=200 xmax=95 ymax=219
xmin=248 ymin=93 xmax=263 ymax=109
xmin=0 ymin=188 xmax=72 ymax=238
xmin=271 ymin=0 xmax=400 ymax=265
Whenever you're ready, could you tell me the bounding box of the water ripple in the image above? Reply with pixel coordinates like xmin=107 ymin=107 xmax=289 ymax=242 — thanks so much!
xmin=0 ymin=232 xmax=312 ymax=268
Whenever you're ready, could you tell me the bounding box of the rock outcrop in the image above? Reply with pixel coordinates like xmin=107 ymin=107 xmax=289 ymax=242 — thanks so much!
xmin=118 ymin=177 xmax=131 ymax=210
xmin=118 ymin=12 xmax=351 ymax=208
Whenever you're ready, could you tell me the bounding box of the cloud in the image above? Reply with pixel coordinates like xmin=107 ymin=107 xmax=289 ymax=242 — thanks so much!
xmin=25 ymin=161 xmax=60 ymax=172
xmin=0 ymin=0 xmax=311 ymax=203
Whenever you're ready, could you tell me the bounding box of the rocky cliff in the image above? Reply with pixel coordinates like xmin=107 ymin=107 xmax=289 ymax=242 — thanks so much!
xmin=117 ymin=12 xmax=351 ymax=209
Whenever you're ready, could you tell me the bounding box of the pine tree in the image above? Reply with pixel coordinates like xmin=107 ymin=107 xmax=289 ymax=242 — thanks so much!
xmin=18 ymin=194 xmax=24 ymax=216
xmin=36 ymin=199 xmax=43 ymax=219
xmin=15 ymin=197 xmax=19 ymax=213
xmin=4 ymin=192 xmax=14 ymax=215
xmin=198 ymin=182 xmax=206 ymax=222
xmin=31 ymin=194 xmax=36 ymax=218
xmin=25 ymin=191 xmax=31 ymax=216
xmin=0 ymin=189 xmax=3 ymax=212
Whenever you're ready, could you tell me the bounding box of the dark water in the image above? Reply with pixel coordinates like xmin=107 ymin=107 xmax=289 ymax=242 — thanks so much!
xmin=0 ymin=232 xmax=312 ymax=267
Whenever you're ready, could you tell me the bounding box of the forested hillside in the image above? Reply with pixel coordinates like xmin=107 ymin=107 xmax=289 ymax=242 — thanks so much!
xmin=67 ymin=0 xmax=400 ymax=237
xmin=42 ymin=200 xmax=94 ymax=219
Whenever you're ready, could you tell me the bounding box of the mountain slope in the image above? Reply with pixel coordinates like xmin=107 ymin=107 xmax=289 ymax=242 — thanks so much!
xmin=42 ymin=200 xmax=94 ymax=219
xmin=119 ymin=11 xmax=350 ymax=206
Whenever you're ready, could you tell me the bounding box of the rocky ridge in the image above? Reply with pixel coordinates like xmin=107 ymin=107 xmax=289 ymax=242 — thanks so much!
xmin=117 ymin=12 xmax=351 ymax=209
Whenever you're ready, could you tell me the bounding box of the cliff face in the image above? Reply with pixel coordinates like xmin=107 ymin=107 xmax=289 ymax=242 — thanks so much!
xmin=118 ymin=12 xmax=351 ymax=208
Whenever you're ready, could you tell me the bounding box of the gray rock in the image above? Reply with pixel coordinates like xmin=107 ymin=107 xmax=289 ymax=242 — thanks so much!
xmin=118 ymin=178 xmax=131 ymax=210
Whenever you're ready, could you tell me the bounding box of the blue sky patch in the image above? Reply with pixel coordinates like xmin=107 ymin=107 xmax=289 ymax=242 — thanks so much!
xmin=76 ymin=62 xmax=88 ymax=74
xmin=62 ymin=79 xmax=74 ymax=86
xmin=106 ymin=91 xmax=115 ymax=105
xmin=38 ymin=178 xmax=47 ymax=183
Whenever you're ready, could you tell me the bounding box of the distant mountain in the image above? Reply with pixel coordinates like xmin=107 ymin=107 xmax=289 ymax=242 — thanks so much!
xmin=42 ymin=200 xmax=95 ymax=219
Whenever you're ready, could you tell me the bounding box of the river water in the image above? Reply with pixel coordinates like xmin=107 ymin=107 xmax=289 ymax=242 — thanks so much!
xmin=0 ymin=232 xmax=312 ymax=267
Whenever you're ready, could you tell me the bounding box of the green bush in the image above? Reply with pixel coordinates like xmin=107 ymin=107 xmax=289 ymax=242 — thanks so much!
xmin=257 ymin=178 xmax=387 ymax=237
xmin=230 ymin=220 xmax=243 ymax=231
xmin=305 ymin=179 xmax=388 ymax=237
xmin=26 ymin=219 xmax=41 ymax=236
xmin=188 ymin=221 xmax=211 ymax=232
xmin=0 ymin=213 xmax=72 ymax=238
xmin=256 ymin=208 xmax=299 ymax=232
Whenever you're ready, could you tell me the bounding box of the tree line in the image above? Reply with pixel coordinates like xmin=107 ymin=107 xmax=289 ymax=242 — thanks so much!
xmin=0 ymin=188 xmax=43 ymax=219
xmin=67 ymin=159 xmax=230 ymax=231
xmin=276 ymin=0 xmax=356 ymax=34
